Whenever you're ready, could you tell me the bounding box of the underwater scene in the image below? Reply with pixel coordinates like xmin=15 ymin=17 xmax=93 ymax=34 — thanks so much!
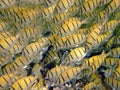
xmin=0 ymin=0 xmax=120 ymax=90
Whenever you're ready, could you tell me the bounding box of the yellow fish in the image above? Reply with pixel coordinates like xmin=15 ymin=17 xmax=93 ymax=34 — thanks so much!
xmin=10 ymin=75 xmax=37 ymax=90
xmin=105 ymin=78 xmax=120 ymax=90
xmin=62 ymin=46 xmax=86 ymax=65
xmin=54 ymin=0 xmax=74 ymax=15
xmin=0 ymin=0 xmax=16 ymax=9
xmin=56 ymin=67 xmax=81 ymax=85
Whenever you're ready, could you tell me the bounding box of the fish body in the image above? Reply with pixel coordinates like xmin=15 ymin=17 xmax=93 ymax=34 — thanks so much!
xmin=44 ymin=0 xmax=59 ymax=7
xmin=46 ymin=66 xmax=69 ymax=81
xmin=59 ymin=17 xmax=86 ymax=36
xmin=0 ymin=22 xmax=10 ymax=32
xmin=85 ymin=23 xmax=105 ymax=51
xmin=105 ymin=78 xmax=120 ymax=90
xmin=53 ymin=36 xmax=67 ymax=50
xmin=22 ymin=41 xmax=43 ymax=58
xmin=105 ymin=36 xmax=115 ymax=50
xmin=0 ymin=36 xmax=19 ymax=55
xmin=105 ymin=0 xmax=120 ymax=15
xmin=0 ymin=72 xmax=25 ymax=89
xmin=0 ymin=31 xmax=12 ymax=39
xmin=41 ymin=5 xmax=56 ymax=20
xmin=80 ymin=0 xmax=102 ymax=15
xmin=62 ymin=46 xmax=86 ymax=65
xmin=102 ymin=57 xmax=118 ymax=68
xmin=108 ymin=47 xmax=120 ymax=58
xmin=12 ymin=55 xmax=32 ymax=70
xmin=64 ymin=33 xmax=86 ymax=49
xmin=0 ymin=56 xmax=12 ymax=68
xmin=56 ymin=67 xmax=81 ymax=85
xmin=0 ymin=0 xmax=16 ymax=9
xmin=81 ymin=81 xmax=102 ymax=90
xmin=82 ymin=52 xmax=108 ymax=72
xmin=43 ymin=50 xmax=59 ymax=67
xmin=101 ymin=20 xmax=120 ymax=33
xmin=54 ymin=0 xmax=74 ymax=14
xmin=10 ymin=75 xmax=37 ymax=90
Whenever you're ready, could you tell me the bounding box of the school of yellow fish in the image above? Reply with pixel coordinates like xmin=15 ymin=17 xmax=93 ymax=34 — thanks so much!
xmin=0 ymin=0 xmax=119 ymax=90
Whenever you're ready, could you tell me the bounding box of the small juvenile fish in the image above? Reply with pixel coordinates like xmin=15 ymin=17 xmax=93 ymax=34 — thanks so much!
xmin=59 ymin=17 xmax=87 ymax=36
xmin=22 ymin=41 xmax=43 ymax=57
xmin=105 ymin=36 xmax=115 ymax=50
xmin=105 ymin=0 xmax=120 ymax=15
xmin=41 ymin=4 xmax=56 ymax=20
xmin=64 ymin=33 xmax=86 ymax=49
xmin=0 ymin=22 xmax=10 ymax=32
xmin=46 ymin=66 xmax=69 ymax=81
xmin=0 ymin=55 xmax=12 ymax=68
xmin=0 ymin=0 xmax=16 ymax=9
xmin=108 ymin=47 xmax=120 ymax=58
xmin=85 ymin=23 xmax=105 ymax=51
xmin=80 ymin=0 xmax=102 ymax=15
xmin=44 ymin=0 xmax=59 ymax=7
xmin=18 ymin=26 xmax=43 ymax=45
xmin=43 ymin=50 xmax=59 ymax=67
xmin=62 ymin=46 xmax=87 ymax=65
xmin=10 ymin=75 xmax=37 ymax=90
xmin=101 ymin=20 xmax=120 ymax=33
xmin=53 ymin=36 xmax=67 ymax=51
xmin=12 ymin=55 xmax=32 ymax=70
xmin=105 ymin=78 xmax=120 ymax=90
xmin=81 ymin=51 xmax=108 ymax=72
xmin=0 ymin=36 xmax=19 ymax=55
xmin=0 ymin=31 xmax=12 ymax=40
xmin=30 ymin=78 xmax=44 ymax=90
xmin=102 ymin=57 xmax=118 ymax=68
xmin=74 ymin=0 xmax=85 ymax=7
xmin=56 ymin=67 xmax=81 ymax=85
xmin=0 ymin=72 xmax=25 ymax=90
xmin=95 ymin=32 xmax=112 ymax=48
xmin=54 ymin=0 xmax=74 ymax=15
